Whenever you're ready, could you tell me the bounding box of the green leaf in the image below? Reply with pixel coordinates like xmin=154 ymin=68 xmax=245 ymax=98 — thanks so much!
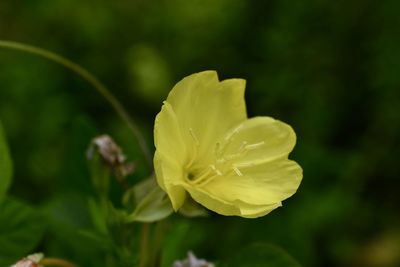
xmin=223 ymin=243 xmax=302 ymax=267
xmin=132 ymin=177 xmax=158 ymax=203
xmin=0 ymin=121 xmax=12 ymax=204
xmin=88 ymin=197 xmax=109 ymax=234
xmin=125 ymin=178 xmax=173 ymax=223
xmin=0 ymin=198 xmax=45 ymax=266
xmin=42 ymin=194 xmax=112 ymax=266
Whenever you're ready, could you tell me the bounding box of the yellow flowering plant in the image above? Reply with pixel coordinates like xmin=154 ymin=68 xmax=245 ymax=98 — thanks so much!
xmin=1 ymin=40 xmax=304 ymax=266
xmin=154 ymin=71 xmax=302 ymax=218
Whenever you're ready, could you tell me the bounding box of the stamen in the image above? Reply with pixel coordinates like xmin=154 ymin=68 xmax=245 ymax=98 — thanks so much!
xmin=238 ymin=141 xmax=248 ymax=152
xmin=224 ymin=124 xmax=243 ymax=141
xmin=210 ymin=164 xmax=222 ymax=176
xmin=232 ymin=165 xmax=243 ymax=176
xmin=245 ymin=141 xmax=265 ymax=150
xmin=185 ymin=146 xmax=197 ymax=168
xmin=192 ymin=167 xmax=213 ymax=185
xmin=189 ymin=167 xmax=211 ymax=184
xmin=191 ymin=164 xmax=224 ymax=186
xmin=189 ymin=128 xmax=199 ymax=145
xmin=223 ymin=145 xmax=250 ymax=161
xmin=235 ymin=161 xmax=258 ymax=168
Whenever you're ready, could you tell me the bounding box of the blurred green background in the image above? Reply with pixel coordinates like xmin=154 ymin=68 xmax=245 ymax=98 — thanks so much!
xmin=1 ymin=0 xmax=400 ymax=267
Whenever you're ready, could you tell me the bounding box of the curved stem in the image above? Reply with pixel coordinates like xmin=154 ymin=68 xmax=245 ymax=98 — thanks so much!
xmin=139 ymin=223 xmax=151 ymax=267
xmin=40 ymin=258 xmax=78 ymax=267
xmin=0 ymin=40 xmax=152 ymax=170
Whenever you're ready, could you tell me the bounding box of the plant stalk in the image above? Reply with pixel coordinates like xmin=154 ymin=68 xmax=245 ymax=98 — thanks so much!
xmin=40 ymin=258 xmax=78 ymax=267
xmin=139 ymin=223 xmax=151 ymax=267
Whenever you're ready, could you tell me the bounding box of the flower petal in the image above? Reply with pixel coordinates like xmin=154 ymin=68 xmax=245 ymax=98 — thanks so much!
xmin=154 ymin=102 xmax=186 ymax=164
xmin=154 ymin=102 xmax=187 ymax=210
xmin=217 ymin=116 xmax=297 ymax=167
xmin=195 ymin=116 xmax=302 ymax=214
xmin=184 ymin=184 xmax=240 ymax=216
xmin=202 ymin=159 xmax=302 ymax=206
xmin=236 ymin=202 xmax=282 ymax=218
xmin=166 ymin=71 xmax=247 ymax=166
xmin=185 ymin=184 xmax=282 ymax=218
xmin=154 ymin=152 xmax=186 ymax=210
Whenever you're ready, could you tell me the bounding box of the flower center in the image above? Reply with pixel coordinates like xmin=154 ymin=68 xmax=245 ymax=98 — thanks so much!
xmin=187 ymin=172 xmax=195 ymax=181
xmin=184 ymin=126 xmax=266 ymax=186
xmin=186 ymin=164 xmax=221 ymax=185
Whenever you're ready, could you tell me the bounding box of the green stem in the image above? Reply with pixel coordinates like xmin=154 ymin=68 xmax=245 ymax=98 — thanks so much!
xmin=139 ymin=223 xmax=151 ymax=267
xmin=151 ymin=220 xmax=167 ymax=267
xmin=0 ymin=40 xmax=152 ymax=171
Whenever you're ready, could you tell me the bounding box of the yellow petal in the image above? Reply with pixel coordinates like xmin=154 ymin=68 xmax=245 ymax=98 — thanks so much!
xmin=154 ymin=102 xmax=186 ymax=164
xmin=184 ymin=184 xmax=240 ymax=216
xmin=166 ymin=71 xmax=247 ymax=166
xmin=154 ymin=102 xmax=187 ymax=210
xmin=185 ymin=184 xmax=282 ymax=218
xmin=202 ymin=159 xmax=302 ymax=206
xmin=154 ymin=152 xmax=186 ymax=210
xmin=216 ymin=116 xmax=297 ymax=167
xmin=189 ymin=116 xmax=302 ymax=215
xmin=235 ymin=201 xmax=282 ymax=218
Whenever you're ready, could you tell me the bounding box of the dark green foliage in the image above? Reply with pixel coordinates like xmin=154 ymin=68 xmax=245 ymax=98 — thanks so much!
xmin=0 ymin=120 xmax=12 ymax=204
xmin=0 ymin=0 xmax=399 ymax=266
xmin=223 ymin=243 xmax=301 ymax=267
xmin=0 ymin=198 xmax=45 ymax=266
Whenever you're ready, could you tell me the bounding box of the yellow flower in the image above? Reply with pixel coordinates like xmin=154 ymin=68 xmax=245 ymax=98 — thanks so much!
xmin=154 ymin=71 xmax=302 ymax=218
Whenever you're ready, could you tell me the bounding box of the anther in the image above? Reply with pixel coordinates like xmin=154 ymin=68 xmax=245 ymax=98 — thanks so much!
xmin=232 ymin=165 xmax=243 ymax=176
xmin=189 ymin=128 xmax=199 ymax=145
